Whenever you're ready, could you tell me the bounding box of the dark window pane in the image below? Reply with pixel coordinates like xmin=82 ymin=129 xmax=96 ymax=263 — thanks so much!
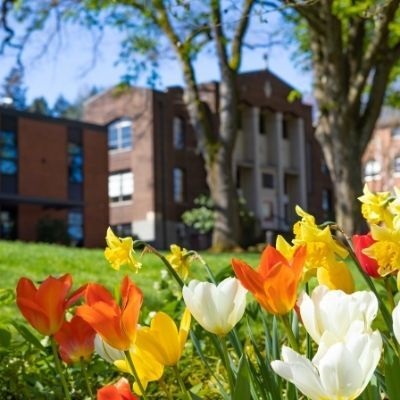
xmin=0 ymin=174 xmax=17 ymax=193
xmin=0 ymin=207 xmax=17 ymax=239
xmin=0 ymin=159 xmax=17 ymax=175
xmin=262 ymin=173 xmax=274 ymax=189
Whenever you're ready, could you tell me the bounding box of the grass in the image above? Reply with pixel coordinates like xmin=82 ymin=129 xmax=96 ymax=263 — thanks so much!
xmin=0 ymin=239 xmax=260 ymax=320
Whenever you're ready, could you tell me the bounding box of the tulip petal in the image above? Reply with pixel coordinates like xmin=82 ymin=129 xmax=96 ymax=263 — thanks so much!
xmin=232 ymin=259 xmax=264 ymax=295
xmin=271 ymin=346 xmax=327 ymax=400
xmin=259 ymin=246 xmax=288 ymax=278
xmin=94 ymin=334 xmax=125 ymax=363
xmin=393 ymin=303 xmax=400 ymax=345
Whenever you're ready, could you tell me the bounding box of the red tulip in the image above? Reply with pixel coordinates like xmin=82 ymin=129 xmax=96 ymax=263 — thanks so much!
xmin=232 ymin=246 xmax=306 ymax=315
xmin=352 ymin=233 xmax=380 ymax=278
xmin=16 ymin=274 xmax=85 ymax=336
xmin=54 ymin=315 xmax=96 ymax=364
xmin=77 ymin=276 xmax=143 ymax=350
xmin=97 ymin=378 xmax=138 ymax=400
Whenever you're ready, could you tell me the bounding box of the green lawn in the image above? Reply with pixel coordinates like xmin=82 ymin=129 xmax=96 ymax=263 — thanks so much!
xmin=0 ymin=240 xmax=260 ymax=320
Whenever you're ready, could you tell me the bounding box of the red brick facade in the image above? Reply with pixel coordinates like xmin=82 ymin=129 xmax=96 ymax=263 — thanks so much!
xmin=0 ymin=107 xmax=109 ymax=247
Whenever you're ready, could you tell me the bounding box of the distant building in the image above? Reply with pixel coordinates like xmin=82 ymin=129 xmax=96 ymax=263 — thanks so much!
xmin=85 ymin=70 xmax=330 ymax=248
xmin=0 ymin=107 xmax=109 ymax=247
xmin=363 ymin=107 xmax=400 ymax=191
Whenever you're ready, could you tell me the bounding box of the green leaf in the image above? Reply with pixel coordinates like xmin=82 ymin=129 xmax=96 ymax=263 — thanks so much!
xmin=384 ymin=342 xmax=400 ymax=399
xmin=233 ymin=355 xmax=250 ymax=400
xmin=11 ymin=322 xmax=45 ymax=351
xmin=0 ymin=327 xmax=11 ymax=348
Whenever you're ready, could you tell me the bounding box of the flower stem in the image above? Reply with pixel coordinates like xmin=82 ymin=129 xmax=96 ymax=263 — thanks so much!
xmin=159 ymin=376 xmax=173 ymax=400
xmin=280 ymin=314 xmax=299 ymax=352
xmin=50 ymin=336 xmax=71 ymax=400
xmin=124 ymin=350 xmax=148 ymax=400
xmin=173 ymin=365 xmax=192 ymax=400
xmin=385 ymin=277 xmax=395 ymax=311
xmin=218 ymin=336 xmax=235 ymax=394
xmin=80 ymin=358 xmax=93 ymax=399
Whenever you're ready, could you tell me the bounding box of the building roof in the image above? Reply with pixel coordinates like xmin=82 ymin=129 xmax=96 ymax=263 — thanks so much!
xmin=0 ymin=106 xmax=106 ymax=132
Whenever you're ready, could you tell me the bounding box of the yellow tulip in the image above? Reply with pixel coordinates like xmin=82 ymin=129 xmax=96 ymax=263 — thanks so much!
xmin=166 ymin=245 xmax=192 ymax=280
xmin=104 ymin=227 xmax=142 ymax=272
xmin=135 ymin=309 xmax=191 ymax=366
xmin=114 ymin=346 xmax=164 ymax=395
xmin=358 ymin=184 xmax=392 ymax=227
xmin=317 ymin=260 xmax=355 ymax=294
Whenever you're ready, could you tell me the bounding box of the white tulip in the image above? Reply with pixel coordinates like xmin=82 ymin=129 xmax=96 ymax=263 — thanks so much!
xmin=94 ymin=334 xmax=125 ymax=363
xmin=393 ymin=302 xmax=400 ymax=344
xmin=182 ymin=277 xmax=247 ymax=335
xmin=298 ymin=285 xmax=378 ymax=344
xmin=271 ymin=331 xmax=382 ymax=400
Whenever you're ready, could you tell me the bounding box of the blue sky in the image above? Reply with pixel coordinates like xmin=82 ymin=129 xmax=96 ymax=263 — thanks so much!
xmin=0 ymin=14 xmax=313 ymax=106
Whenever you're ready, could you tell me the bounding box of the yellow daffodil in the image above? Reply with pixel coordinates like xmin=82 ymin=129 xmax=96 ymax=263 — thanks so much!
xmin=276 ymin=234 xmax=354 ymax=292
xmin=135 ymin=309 xmax=191 ymax=366
xmin=358 ymin=184 xmax=392 ymax=227
xmin=363 ymin=224 xmax=400 ymax=276
xmin=291 ymin=207 xmax=348 ymax=272
xmin=114 ymin=346 xmax=164 ymax=395
xmin=316 ymin=260 xmax=355 ymax=293
xmin=104 ymin=227 xmax=142 ymax=272
xmin=166 ymin=244 xmax=192 ymax=280
xmin=389 ymin=187 xmax=400 ymax=229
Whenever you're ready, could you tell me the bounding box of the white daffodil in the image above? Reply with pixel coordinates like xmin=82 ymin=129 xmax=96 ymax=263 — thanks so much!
xmin=94 ymin=334 xmax=124 ymax=363
xmin=392 ymin=302 xmax=400 ymax=344
xmin=298 ymin=285 xmax=378 ymax=344
xmin=182 ymin=277 xmax=247 ymax=336
xmin=271 ymin=331 xmax=382 ymax=400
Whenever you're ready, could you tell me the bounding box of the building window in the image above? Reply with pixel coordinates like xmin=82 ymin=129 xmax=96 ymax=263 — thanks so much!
xmin=364 ymin=159 xmax=381 ymax=179
xmin=262 ymin=172 xmax=274 ymax=189
xmin=173 ymin=167 xmax=185 ymax=203
xmin=259 ymin=111 xmax=266 ymax=134
xmin=112 ymin=223 xmax=132 ymax=237
xmin=0 ymin=206 xmax=17 ymax=239
xmin=392 ymin=126 xmax=400 ymax=137
xmin=68 ymin=128 xmax=83 ymax=201
xmin=68 ymin=209 xmax=83 ymax=246
xmin=394 ymin=156 xmax=400 ymax=173
xmin=68 ymin=142 xmax=83 ymax=183
xmin=322 ymin=189 xmax=332 ymax=211
xmin=108 ymin=119 xmax=132 ymax=150
xmin=282 ymin=117 xmax=289 ymax=139
xmin=109 ymin=170 xmax=134 ymax=202
xmin=173 ymin=117 xmax=185 ymax=149
xmin=0 ymin=130 xmax=17 ymax=175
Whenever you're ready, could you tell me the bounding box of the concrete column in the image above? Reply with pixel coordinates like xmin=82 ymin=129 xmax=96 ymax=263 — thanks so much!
xmin=273 ymin=112 xmax=285 ymax=229
xmin=295 ymin=118 xmax=308 ymax=209
xmin=249 ymin=107 xmax=262 ymax=219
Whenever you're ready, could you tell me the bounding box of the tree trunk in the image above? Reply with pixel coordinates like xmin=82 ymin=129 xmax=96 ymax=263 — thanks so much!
xmin=315 ymin=118 xmax=364 ymax=236
xmin=206 ymin=144 xmax=240 ymax=250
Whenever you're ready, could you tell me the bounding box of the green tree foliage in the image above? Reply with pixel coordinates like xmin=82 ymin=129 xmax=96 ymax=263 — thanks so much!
xmin=28 ymin=96 xmax=50 ymax=115
xmin=1 ymin=67 xmax=27 ymax=110
xmin=278 ymin=0 xmax=400 ymax=234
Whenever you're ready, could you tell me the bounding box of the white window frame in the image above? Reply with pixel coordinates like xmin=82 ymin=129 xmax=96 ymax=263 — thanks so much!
xmin=108 ymin=119 xmax=133 ymax=151
xmin=108 ymin=171 xmax=134 ymax=203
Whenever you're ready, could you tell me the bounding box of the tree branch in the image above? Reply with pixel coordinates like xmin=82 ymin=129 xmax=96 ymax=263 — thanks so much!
xmin=230 ymin=0 xmax=256 ymax=71
xmin=210 ymin=0 xmax=229 ymax=69
xmin=348 ymin=0 xmax=400 ymax=108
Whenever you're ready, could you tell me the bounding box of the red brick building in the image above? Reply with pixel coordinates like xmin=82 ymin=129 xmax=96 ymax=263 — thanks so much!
xmin=0 ymin=107 xmax=109 ymax=247
xmin=85 ymin=70 xmax=331 ymax=248
xmin=362 ymin=107 xmax=400 ymax=191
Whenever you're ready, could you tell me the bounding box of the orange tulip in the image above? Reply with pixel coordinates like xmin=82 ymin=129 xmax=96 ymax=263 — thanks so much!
xmin=16 ymin=274 xmax=85 ymax=336
xmin=77 ymin=276 xmax=143 ymax=350
xmin=97 ymin=378 xmax=138 ymax=400
xmin=232 ymin=245 xmax=306 ymax=315
xmin=54 ymin=315 xmax=96 ymax=364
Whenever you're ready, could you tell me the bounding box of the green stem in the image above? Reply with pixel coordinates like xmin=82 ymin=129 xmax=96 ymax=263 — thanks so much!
xmin=50 ymin=336 xmax=71 ymax=400
xmin=144 ymin=243 xmax=185 ymax=288
xmin=173 ymin=365 xmax=192 ymax=400
xmin=218 ymin=336 xmax=235 ymax=394
xmin=385 ymin=277 xmax=395 ymax=311
xmin=124 ymin=350 xmax=148 ymax=400
xmin=333 ymin=225 xmax=393 ymax=332
xmin=80 ymin=358 xmax=93 ymax=399
xmin=280 ymin=314 xmax=299 ymax=352
xmin=159 ymin=376 xmax=173 ymax=400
